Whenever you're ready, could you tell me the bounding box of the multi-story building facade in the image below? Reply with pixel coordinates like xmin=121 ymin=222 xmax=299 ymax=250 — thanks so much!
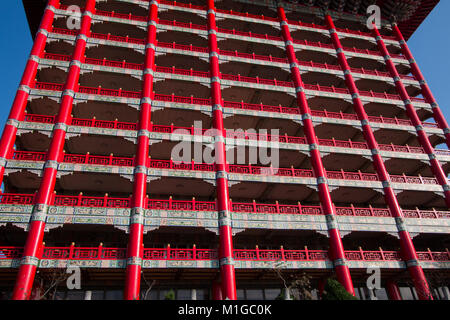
xmin=0 ymin=0 xmax=448 ymax=300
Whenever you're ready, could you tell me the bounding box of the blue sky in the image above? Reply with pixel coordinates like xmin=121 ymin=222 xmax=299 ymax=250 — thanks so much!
xmin=0 ymin=1 xmax=449 ymax=143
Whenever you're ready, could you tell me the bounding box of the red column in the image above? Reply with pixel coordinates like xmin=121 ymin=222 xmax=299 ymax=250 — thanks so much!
xmin=318 ymin=278 xmax=325 ymax=299
xmin=391 ymin=23 xmax=450 ymax=148
xmin=124 ymin=0 xmax=158 ymax=300
xmin=0 ymin=0 xmax=59 ymax=186
xmin=11 ymin=0 xmax=96 ymax=300
xmin=323 ymin=14 xmax=432 ymax=300
xmin=386 ymin=281 xmax=402 ymax=300
xmin=371 ymin=24 xmax=450 ymax=209
xmin=206 ymin=0 xmax=237 ymax=300
xmin=212 ymin=280 xmax=223 ymax=300
xmin=278 ymin=7 xmax=354 ymax=296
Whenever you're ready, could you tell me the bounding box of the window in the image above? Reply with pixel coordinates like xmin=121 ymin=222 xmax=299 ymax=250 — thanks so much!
xmin=177 ymin=289 xmax=191 ymax=300
xmin=264 ymin=289 xmax=281 ymax=300
xmin=374 ymin=288 xmax=388 ymax=300
xmin=104 ymin=290 xmax=122 ymax=300
xmin=310 ymin=289 xmax=319 ymax=300
xmin=65 ymin=290 xmax=85 ymax=300
xmin=141 ymin=289 xmax=158 ymax=300
xmin=399 ymin=287 xmax=415 ymax=300
xmin=354 ymin=288 xmax=362 ymax=300
xmin=245 ymin=289 xmax=263 ymax=300
xmin=91 ymin=290 xmax=104 ymax=300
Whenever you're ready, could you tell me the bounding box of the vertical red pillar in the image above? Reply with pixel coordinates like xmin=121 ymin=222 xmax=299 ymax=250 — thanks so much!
xmin=391 ymin=23 xmax=450 ymax=148
xmin=318 ymin=278 xmax=325 ymax=299
xmin=11 ymin=0 xmax=96 ymax=300
xmin=0 ymin=0 xmax=59 ymax=186
xmin=323 ymin=14 xmax=432 ymax=300
xmin=278 ymin=6 xmax=354 ymax=296
xmin=371 ymin=24 xmax=450 ymax=209
xmin=386 ymin=281 xmax=402 ymax=300
xmin=124 ymin=0 xmax=158 ymax=300
xmin=212 ymin=281 xmax=223 ymax=300
xmin=206 ymin=0 xmax=237 ymax=300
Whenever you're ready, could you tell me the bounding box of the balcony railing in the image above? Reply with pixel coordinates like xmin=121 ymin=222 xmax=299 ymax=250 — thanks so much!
xmin=1 ymin=192 xmax=448 ymax=219
xmin=34 ymin=88 xmax=432 ymax=131
xmin=60 ymin=1 xmax=398 ymax=47
xmin=47 ymin=26 xmax=414 ymax=81
xmin=39 ymin=46 xmax=423 ymax=102
xmin=52 ymin=5 xmax=406 ymax=61
xmin=0 ymin=245 xmax=448 ymax=263
xmin=7 ymin=150 xmax=441 ymax=186
xmin=22 ymin=101 xmax=449 ymax=157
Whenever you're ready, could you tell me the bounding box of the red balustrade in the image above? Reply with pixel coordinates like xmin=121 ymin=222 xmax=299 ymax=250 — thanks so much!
xmin=0 ymin=192 xmax=448 ymax=219
xmin=1 ymin=246 xmax=448 ymax=262
xmin=16 ymin=109 xmax=450 ymax=157
xmin=62 ymin=153 xmax=134 ymax=166
xmin=159 ymin=19 xmax=207 ymax=30
xmin=105 ymin=0 xmax=395 ymax=45
xmin=0 ymin=193 xmax=35 ymax=205
xmin=344 ymin=250 xmax=402 ymax=261
xmin=51 ymin=7 xmax=407 ymax=63
xmin=95 ymin=9 xmax=147 ymax=22
xmin=0 ymin=247 xmax=24 ymax=259
xmin=158 ymin=41 xmax=209 ymax=53
xmin=159 ymin=0 xmax=206 ymax=10
xmin=71 ymin=117 xmax=138 ymax=130
xmin=6 ymin=150 xmax=443 ymax=187
xmin=21 ymin=99 xmax=450 ymax=157
xmin=41 ymin=246 xmax=127 ymax=260
xmin=85 ymin=57 xmax=143 ymax=70
xmin=34 ymin=63 xmax=428 ymax=120
xmin=215 ymin=8 xmax=278 ymax=22
xmin=335 ymin=27 xmax=396 ymax=41
xmin=43 ymin=31 xmax=416 ymax=84
xmin=54 ymin=194 xmax=131 ymax=208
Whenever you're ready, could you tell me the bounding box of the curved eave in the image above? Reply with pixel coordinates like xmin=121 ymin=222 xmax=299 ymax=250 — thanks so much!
xmin=23 ymin=0 xmax=47 ymax=39
xmin=395 ymin=0 xmax=440 ymax=40
xmin=22 ymin=0 xmax=438 ymax=41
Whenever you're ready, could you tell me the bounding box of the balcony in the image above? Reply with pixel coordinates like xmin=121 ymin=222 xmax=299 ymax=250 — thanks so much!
xmin=159 ymin=7 xmax=207 ymax=26
xmin=215 ymin=0 xmax=278 ymax=20
xmin=4 ymin=149 xmax=446 ymax=208
xmin=22 ymin=80 xmax=450 ymax=178
xmin=45 ymin=24 xmax=422 ymax=105
xmin=95 ymin=0 xmax=148 ymax=17
xmin=86 ymin=43 xmax=145 ymax=65
xmin=0 ymin=245 xmax=448 ymax=270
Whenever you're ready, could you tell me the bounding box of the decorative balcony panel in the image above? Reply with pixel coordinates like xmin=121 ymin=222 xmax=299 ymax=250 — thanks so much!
xmin=0 ymin=246 xmax=448 ymax=269
xmin=1 ymin=197 xmax=449 ymax=233
xmin=4 ymin=152 xmax=446 ymax=197
xmin=37 ymin=53 xmax=422 ymax=110
xmin=52 ymin=6 xmax=407 ymax=66
xmin=20 ymin=91 xmax=450 ymax=164
xmin=107 ymin=0 xmax=401 ymax=47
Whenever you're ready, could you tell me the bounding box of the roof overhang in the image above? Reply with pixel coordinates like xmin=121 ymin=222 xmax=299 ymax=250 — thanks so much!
xmin=283 ymin=0 xmax=440 ymax=40
xmin=23 ymin=0 xmax=47 ymax=38
xmin=22 ymin=0 xmax=439 ymax=40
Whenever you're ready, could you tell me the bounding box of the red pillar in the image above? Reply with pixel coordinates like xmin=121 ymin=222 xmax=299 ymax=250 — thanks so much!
xmin=318 ymin=278 xmax=325 ymax=299
xmin=11 ymin=0 xmax=96 ymax=300
xmin=322 ymin=14 xmax=432 ymax=300
xmin=386 ymin=281 xmax=402 ymax=300
xmin=212 ymin=280 xmax=223 ymax=300
xmin=371 ymin=24 xmax=450 ymax=209
xmin=278 ymin=6 xmax=354 ymax=296
xmin=206 ymin=0 xmax=237 ymax=300
xmin=391 ymin=23 xmax=450 ymax=148
xmin=124 ymin=0 xmax=158 ymax=300
xmin=0 ymin=0 xmax=59 ymax=186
